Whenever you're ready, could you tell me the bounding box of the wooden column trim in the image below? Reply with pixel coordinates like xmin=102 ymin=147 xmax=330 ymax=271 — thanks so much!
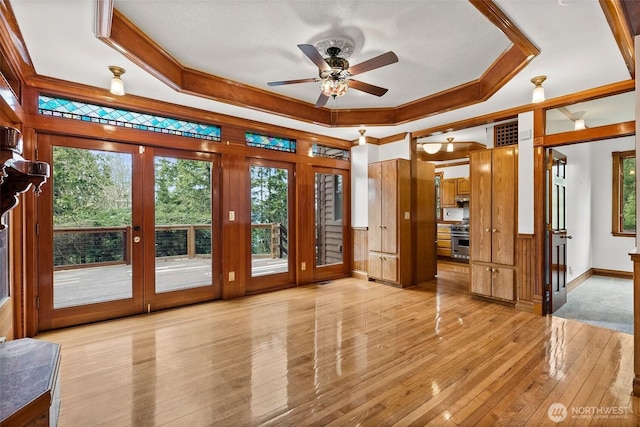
xmin=630 ymin=249 xmax=640 ymax=396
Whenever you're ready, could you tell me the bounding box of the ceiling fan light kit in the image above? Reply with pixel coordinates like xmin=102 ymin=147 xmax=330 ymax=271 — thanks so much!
xmin=267 ymin=41 xmax=398 ymax=108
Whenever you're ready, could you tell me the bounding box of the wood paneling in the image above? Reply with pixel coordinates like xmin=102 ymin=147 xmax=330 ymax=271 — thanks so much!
xmin=516 ymin=234 xmax=535 ymax=305
xmin=351 ymin=227 xmax=368 ymax=273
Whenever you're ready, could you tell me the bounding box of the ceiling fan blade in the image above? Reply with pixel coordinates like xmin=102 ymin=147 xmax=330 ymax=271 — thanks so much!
xmin=268 ymin=78 xmax=318 ymax=86
xmin=315 ymin=93 xmax=329 ymax=108
xmin=349 ymin=80 xmax=388 ymax=97
xmin=347 ymin=51 xmax=398 ymax=76
xmin=298 ymin=44 xmax=331 ymax=71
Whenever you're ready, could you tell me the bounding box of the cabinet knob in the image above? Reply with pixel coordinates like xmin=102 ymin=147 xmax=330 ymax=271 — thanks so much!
xmin=485 ymin=228 xmax=490 ymax=232
xmin=492 ymin=268 xmax=498 ymax=273
xmin=492 ymin=229 xmax=497 ymax=233
xmin=486 ymin=267 xmax=491 ymax=271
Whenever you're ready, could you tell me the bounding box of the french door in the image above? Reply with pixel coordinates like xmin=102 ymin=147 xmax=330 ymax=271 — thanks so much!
xmin=37 ymin=135 xmax=220 ymax=330
xmin=246 ymin=159 xmax=295 ymax=293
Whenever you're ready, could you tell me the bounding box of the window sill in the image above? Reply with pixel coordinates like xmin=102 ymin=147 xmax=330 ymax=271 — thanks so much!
xmin=612 ymin=232 xmax=636 ymax=237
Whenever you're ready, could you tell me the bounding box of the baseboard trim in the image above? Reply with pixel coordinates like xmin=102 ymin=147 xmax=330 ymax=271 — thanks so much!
xmin=515 ymin=300 xmax=534 ymax=313
xmin=351 ymin=270 xmax=368 ymax=281
xmin=567 ymin=269 xmax=593 ymax=292
xmin=592 ymin=268 xmax=633 ymax=280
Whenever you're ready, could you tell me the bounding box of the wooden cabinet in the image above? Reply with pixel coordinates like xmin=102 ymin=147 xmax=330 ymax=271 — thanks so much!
xmin=368 ymin=159 xmax=436 ymax=287
xmin=441 ymin=179 xmax=457 ymax=207
xmin=437 ymin=224 xmax=451 ymax=257
xmin=441 ymin=177 xmax=470 ymax=208
xmin=456 ymin=177 xmax=470 ymax=195
xmin=469 ymin=146 xmax=517 ymax=302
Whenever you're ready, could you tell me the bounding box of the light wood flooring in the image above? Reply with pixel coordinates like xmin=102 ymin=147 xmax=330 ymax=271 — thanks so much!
xmin=37 ymin=262 xmax=640 ymax=426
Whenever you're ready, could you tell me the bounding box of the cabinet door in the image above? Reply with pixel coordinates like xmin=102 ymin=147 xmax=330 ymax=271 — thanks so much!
xmin=470 ymin=150 xmax=492 ymax=263
xmin=492 ymin=147 xmax=516 ymax=265
xmin=368 ymin=163 xmax=383 ymax=252
xmin=471 ymin=263 xmax=492 ymax=296
xmin=492 ymin=266 xmax=515 ymax=301
xmin=381 ymin=160 xmax=398 ymax=254
xmin=368 ymin=253 xmax=382 ymax=280
xmin=441 ymin=179 xmax=457 ymax=207
xmin=382 ymin=255 xmax=398 ymax=282
xmin=456 ymin=177 xmax=470 ymax=195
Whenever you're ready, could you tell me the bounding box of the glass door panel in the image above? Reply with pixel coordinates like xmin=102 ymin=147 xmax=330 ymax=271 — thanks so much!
xmin=250 ymin=164 xmax=289 ymax=277
xmin=154 ymin=155 xmax=213 ymax=293
xmin=246 ymin=159 xmax=294 ymax=293
xmin=52 ymin=146 xmax=134 ymax=309
xmin=315 ymin=172 xmax=344 ymax=267
xmin=313 ymin=167 xmax=349 ymax=280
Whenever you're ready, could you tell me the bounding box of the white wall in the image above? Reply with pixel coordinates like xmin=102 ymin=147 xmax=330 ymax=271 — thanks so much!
xmin=350 ymin=144 xmax=370 ymax=228
xmin=589 ymin=136 xmax=635 ymax=272
xmin=350 ymin=135 xmax=411 ymax=228
xmin=517 ymin=112 xmax=534 ymax=234
xmin=558 ymin=143 xmax=592 ymax=279
xmin=557 ymin=136 xmax=635 ymax=277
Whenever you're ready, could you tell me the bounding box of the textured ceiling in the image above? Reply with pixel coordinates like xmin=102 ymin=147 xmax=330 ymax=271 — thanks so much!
xmin=113 ymin=0 xmax=511 ymax=109
xmin=8 ymin=0 xmax=633 ymax=142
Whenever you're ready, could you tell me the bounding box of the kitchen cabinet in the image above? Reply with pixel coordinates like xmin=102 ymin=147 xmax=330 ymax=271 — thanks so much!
xmin=441 ymin=177 xmax=470 ymax=208
xmin=456 ymin=177 xmax=470 ymax=195
xmin=437 ymin=224 xmax=451 ymax=257
xmin=368 ymin=158 xmax=436 ymax=287
xmin=469 ymin=146 xmax=517 ymax=302
xmin=441 ymin=179 xmax=457 ymax=207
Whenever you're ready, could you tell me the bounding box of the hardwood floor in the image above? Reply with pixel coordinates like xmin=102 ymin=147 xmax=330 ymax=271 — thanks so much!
xmin=36 ymin=264 xmax=640 ymax=426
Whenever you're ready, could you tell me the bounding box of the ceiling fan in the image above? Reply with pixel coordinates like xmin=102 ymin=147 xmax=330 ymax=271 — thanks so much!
xmin=268 ymin=43 xmax=398 ymax=108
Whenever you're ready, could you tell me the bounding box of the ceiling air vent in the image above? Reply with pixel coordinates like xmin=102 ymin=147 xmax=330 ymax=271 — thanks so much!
xmin=494 ymin=121 xmax=518 ymax=147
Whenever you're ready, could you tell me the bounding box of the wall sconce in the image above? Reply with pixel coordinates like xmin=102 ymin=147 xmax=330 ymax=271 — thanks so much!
xmin=446 ymin=137 xmax=454 ymax=152
xmin=531 ymin=76 xmax=546 ymax=103
xmin=109 ymin=65 xmax=126 ymax=96
xmin=358 ymin=129 xmax=366 ymax=145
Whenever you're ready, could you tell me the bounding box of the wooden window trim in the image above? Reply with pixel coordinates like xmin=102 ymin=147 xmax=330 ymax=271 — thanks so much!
xmin=612 ymin=150 xmax=635 ymax=237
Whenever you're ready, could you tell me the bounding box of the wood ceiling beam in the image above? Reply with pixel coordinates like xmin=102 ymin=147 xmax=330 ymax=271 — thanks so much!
xmin=600 ymin=0 xmax=635 ymax=78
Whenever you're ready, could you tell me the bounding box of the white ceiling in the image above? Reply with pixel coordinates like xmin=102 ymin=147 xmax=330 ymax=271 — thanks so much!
xmin=8 ymin=0 xmax=632 ymax=143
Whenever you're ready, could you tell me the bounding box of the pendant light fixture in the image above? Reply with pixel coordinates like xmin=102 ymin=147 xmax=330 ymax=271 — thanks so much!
xmin=109 ymin=65 xmax=126 ymax=96
xmin=446 ymin=137 xmax=454 ymax=152
xmin=574 ymin=111 xmax=586 ymax=130
xmin=530 ymin=76 xmax=546 ymax=103
xmin=358 ymin=129 xmax=366 ymax=145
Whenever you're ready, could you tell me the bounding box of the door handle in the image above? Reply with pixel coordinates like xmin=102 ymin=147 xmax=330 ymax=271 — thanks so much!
xmin=133 ymin=236 xmax=141 ymax=243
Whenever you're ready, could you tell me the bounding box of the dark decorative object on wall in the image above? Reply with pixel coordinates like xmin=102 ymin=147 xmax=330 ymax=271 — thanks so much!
xmin=0 ymin=126 xmax=50 ymax=229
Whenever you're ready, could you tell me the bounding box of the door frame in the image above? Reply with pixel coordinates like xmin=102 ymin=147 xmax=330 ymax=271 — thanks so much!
xmin=245 ymin=157 xmax=296 ymax=294
xmin=141 ymin=146 xmax=222 ymax=312
xmin=312 ymin=166 xmax=351 ymax=281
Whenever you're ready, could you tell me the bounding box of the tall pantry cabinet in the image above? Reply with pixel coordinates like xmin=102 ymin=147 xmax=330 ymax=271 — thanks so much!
xmin=368 ymin=158 xmax=436 ymax=287
xmin=469 ymin=146 xmax=517 ymax=302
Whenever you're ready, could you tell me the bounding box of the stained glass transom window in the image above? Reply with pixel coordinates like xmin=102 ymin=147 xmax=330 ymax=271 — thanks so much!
xmin=246 ymin=132 xmax=296 ymax=153
xmin=312 ymin=144 xmax=350 ymax=160
xmin=38 ymin=95 xmax=221 ymax=142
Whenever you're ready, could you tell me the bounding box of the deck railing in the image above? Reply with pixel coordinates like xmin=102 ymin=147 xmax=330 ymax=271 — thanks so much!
xmin=53 ymin=223 xmax=286 ymax=270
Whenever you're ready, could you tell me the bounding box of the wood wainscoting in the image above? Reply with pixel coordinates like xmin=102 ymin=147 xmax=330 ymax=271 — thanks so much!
xmin=352 ymin=227 xmax=368 ymax=279
xmin=516 ymin=233 xmax=536 ymax=312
